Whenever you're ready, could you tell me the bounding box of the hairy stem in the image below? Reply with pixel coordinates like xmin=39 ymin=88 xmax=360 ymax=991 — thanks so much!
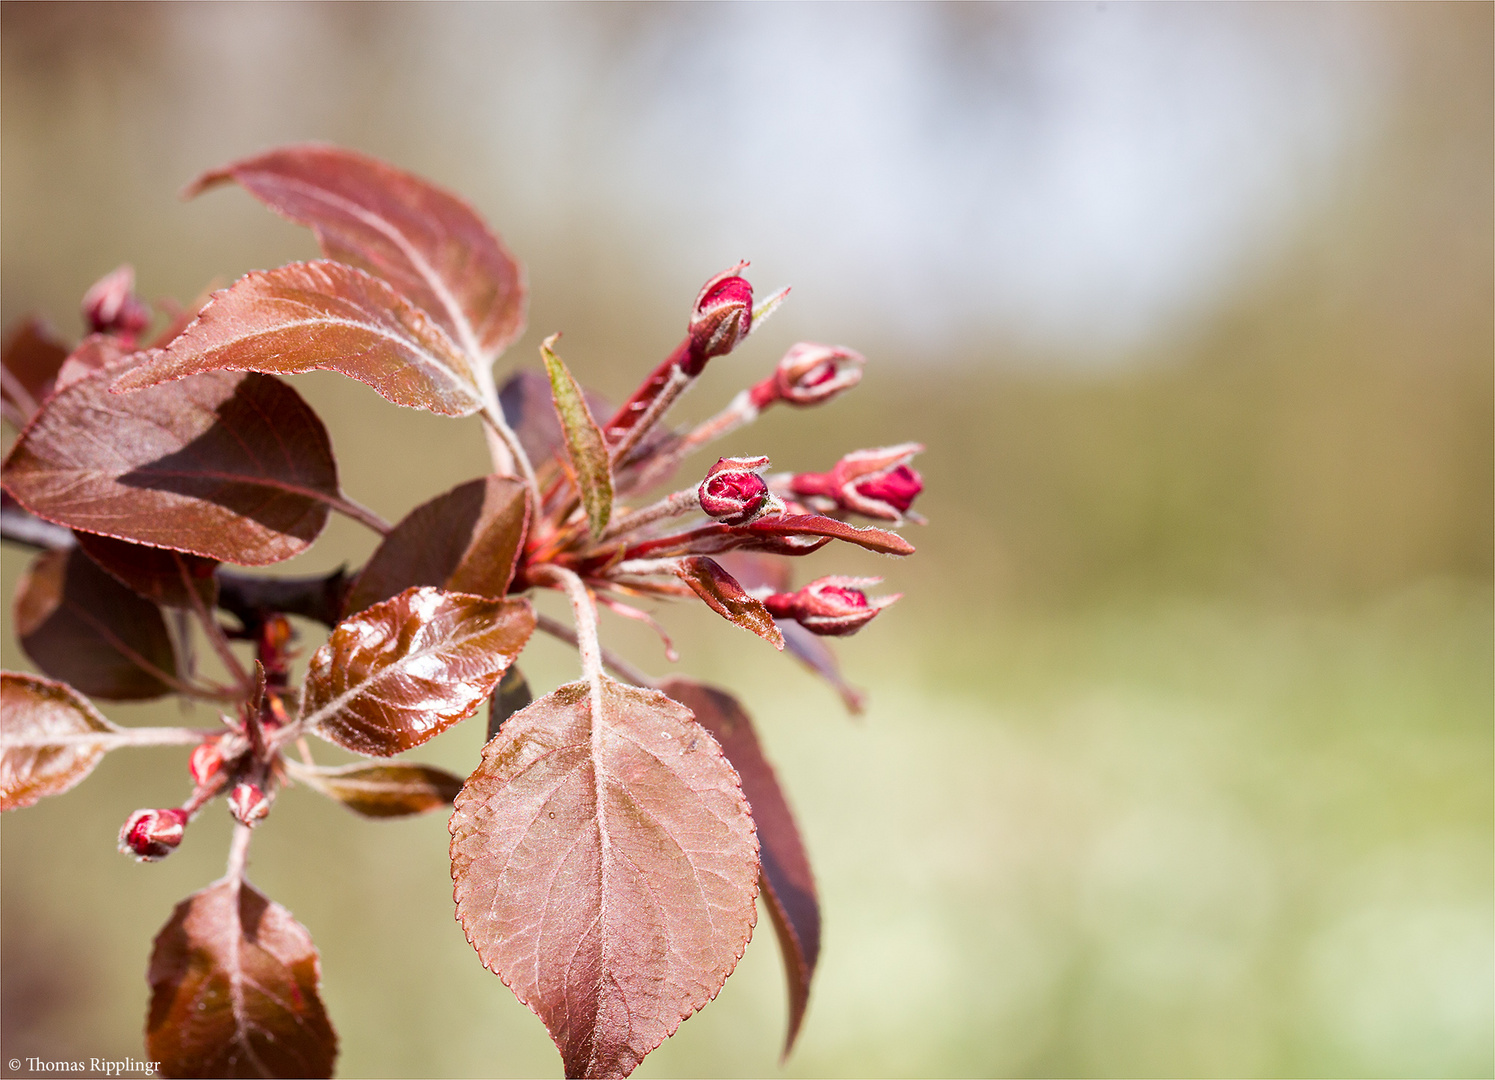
xmin=225 ymin=822 xmax=252 ymax=881
xmin=534 ymin=612 xmax=658 ymax=689
xmin=0 ymin=726 xmax=219 ymax=749
xmin=327 ymin=493 xmax=393 ymax=536
xmin=531 ymin=565 xmax=602 ymax=687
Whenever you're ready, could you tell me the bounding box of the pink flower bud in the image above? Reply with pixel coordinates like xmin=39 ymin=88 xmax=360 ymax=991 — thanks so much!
xmin=762 ymin=576 xmax=900 ymax=637
xmin=188 ymin=737 xmax=225 ymax=787
xmin=789 ymin=443 xmax=925 ymax=523
xmin=228 ymin=782 xmax=271 ymax=826
xmin=81 ymin=265 xmax=151 ymax=340
xmin=119 ymin=807 xmax=187 ymax=862
xmin=698 ymin=456 xmax=783 ymax=526
xmin=687 ymin=263 xmax=754 ymax=373
xmin=754 ymin=343 xmax=864 ymax=408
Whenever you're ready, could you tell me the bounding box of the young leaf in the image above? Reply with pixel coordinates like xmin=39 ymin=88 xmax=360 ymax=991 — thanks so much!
xmin=742 ymin=513 xmax=915 ymax=556
xmin=15 ymin=548 xmax=178 ymax=700
xmin=451 ymin=676 xmax=760 ymax=1079
xmin=486 ymin=664 xmax=532 ymax=742
xmin=189 ymin=144 xmax=526 ymax=362
xmin=53 ymin=333 xmax=131 ymax=393
xmin=2 ymin=368 xmax=339 ymax=566
xmin=344 ymin=475 xmax=528 ymax=615
xmin=146 ymin=877 xmax=337 ymax=1078
xmin=74 ymin=530 xmax=219 ymax=609
xmin=659 ymin=677 xmax=821 ymax=1056
xmin=673 ymin=557 xmax=785 ymax=650
xmin=1 ymin=671 xmax=120 ymax=811
xmin=302 ymin=587 xmax=536 ymax=757
xmin=293 ymin=761 xmax=464 ymax=819
xmin=541 ymin=338 xmax=613 ymax=539
xmin=111 ymin=261 xmax=484 ymax=417
xmin=0 ymin=316 xmax=69 ymax=426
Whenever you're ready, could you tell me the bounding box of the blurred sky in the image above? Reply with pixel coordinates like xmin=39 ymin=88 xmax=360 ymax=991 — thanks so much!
xmin=1 ymin=3 xmax=1393 ymax=362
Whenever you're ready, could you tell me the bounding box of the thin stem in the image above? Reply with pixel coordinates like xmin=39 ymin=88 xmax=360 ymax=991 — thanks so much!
xmin=0 ymin=726 xmax=219 ymax=749
xmin=531 ymin=565 xmax=602 ymax=686
xmin=186 ymin=570 xmax=251 ymax=691
xmin=671 ymin=389 xmax=760 ymax=462
xmin=225 ymin=822 xmax=252 ymax=882
xmin=610 ymin=366 xmax=690 ymax=467
xmin=66 ymin=602 xmax=232 ymax=701
xmin=593 ymin=488 xmax=700 ymax=544
xmin=534 ymin=612 xmax=658 ymax=689
xmin=481 ymin=406 xmax=541 ymax=510
xmin=328 ymin=493 xmax=392 ymax=536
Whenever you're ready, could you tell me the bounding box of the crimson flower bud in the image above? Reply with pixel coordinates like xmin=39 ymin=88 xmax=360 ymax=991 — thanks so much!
xmin=698 ymin=456 xmax=783 ymax=526
xmin=188 ymin=737 xmax=225 ymax=788
xmin=789 ymin=443 xmax=925 ymax=523
xmin=119 ymin=807 xmax=188 ymax=862
xmin=228 ymin=782 xmax=271 ymax=826
xmin=687 ymin=263 xmax=754 ymax=373
xmin=762 ymin=576 xmax=900 ymax=637
xmin=81 ymin=265 xmax=151 ymax=339
xmin=758 ymin=343 xmax=865 ymax=408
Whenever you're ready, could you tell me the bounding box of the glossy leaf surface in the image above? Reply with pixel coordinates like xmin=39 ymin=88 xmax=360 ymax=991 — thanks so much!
xmin=0 ymin=316 xmax=68 ymax=425
xmin=674 ymin=557 xmax=784 ymax=649
xmin=113 ymin=261 xmax=483 ymax=416
xmin=451 ymin=676 xmax=759 ymax=1078
xmin=0 ymin=671 xmax=118 ymax=811
xmin=3 ymin=368 xmax=338 ymax=565
xmin=660 ymin=677 xmax=820 ymax=1055
xmin=542 ymin=338 xmax=613 ymax=539
xmin=74 ymin=530 xmax=219 ymax=609
xmin=296 ymin=761 xmax=464 ymax=818
xmin=345 ymin=475 xmax=527 ymax=615
xmin=303 ymin=587 xmax=535 ymax=757
xmin=15 ymin=548 xmax=178 ymax=700
xmin=147 ymin=877 xmax=337 ymax=1078
xmin=189 ymin=144 xmax=526 ymax=361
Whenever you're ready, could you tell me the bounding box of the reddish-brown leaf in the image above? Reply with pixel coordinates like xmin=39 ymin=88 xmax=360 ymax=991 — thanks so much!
xmin=303 ymin=587 xmax=536 ymax=757
xmin=451 ymin=676 xmax=760 ymax=1079
xmin=344 ymin=476 xmax=528 ymax=615
xmin=659 ymin=677 xmax=821 ymax=1056
xmin=673 ymin=557 xmax=784 ymax=650
xmin=74 ymin=530 xmax=219 ymax=609
xmin=3 ymin=368 xmax=338 ymax=566
xmin=0 ymin=316 xmax=69 ymax=426
xmin=112 ymin=261 xmax=483 ymax=417
xmin=15 ymin=548 xmax=178 ymax=700
xmin=0 ymin=671 xmax=119 ymax=811
xmin=146 ymin=877 xmax=337 ymax=1079
xmin=189 ymin=144 xmax=526 ymax=362
xmin=542 ymin=337 xmax=613 ymax=539
xmin=293 ymin=761 xmax=464 ymax=818
xmin=486 ymin=664 xmax=533 ymax=742
xmin=742 ymin=514 xmax=915 ymax=556
xmin=53 ymin=333 xmax=131 ymax=393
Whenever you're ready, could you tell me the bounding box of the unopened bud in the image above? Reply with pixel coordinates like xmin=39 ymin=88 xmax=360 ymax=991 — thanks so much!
xmin=119 ymin=807 xmax=187 ymax=862
xmin=698 ymin=456 xmax=783 ymax=526
xmin=82 ymin=265 xmax=151 ymax=340
xmin=790 ymin=443 xmax=925 ymax=523
xmin=188 ymin=738 xmax=225 ymax=787
xmin=762 ymin=343 xmax=865 ymax=407
xmin=762 ymin=576 xmax=899 ymax=637
xmin=228 ymin=782 xmax=271 ymax=826
xmin=687 ymin=263 xmax=754 ymax=373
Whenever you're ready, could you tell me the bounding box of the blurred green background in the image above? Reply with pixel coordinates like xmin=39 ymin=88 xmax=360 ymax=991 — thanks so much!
xmin=2 ymin=3 xmax=1490 ymax=1077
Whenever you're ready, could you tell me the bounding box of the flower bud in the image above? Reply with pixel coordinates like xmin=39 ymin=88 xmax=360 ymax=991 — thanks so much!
xmin=762 ymin=576 xmax=900 ymax=637
xmin=82 ymin=265 xmax=151 ymax=340
xmin=761 ymin=343 xmax=865 ymax=408
xmin=789 ymin=443 xmax=925 ymax=523
xmin=188 ymin=737 xmax=225 ymax=788
xmin=698 ymin=456 xmax=783 ymax=526
xmin=687 ymin=263 xmax=754 ymax=373
xmin=119 ymin=807 xmax=188 ymax=862
xmin=228 ymin=782 xmax=271 ymax=826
